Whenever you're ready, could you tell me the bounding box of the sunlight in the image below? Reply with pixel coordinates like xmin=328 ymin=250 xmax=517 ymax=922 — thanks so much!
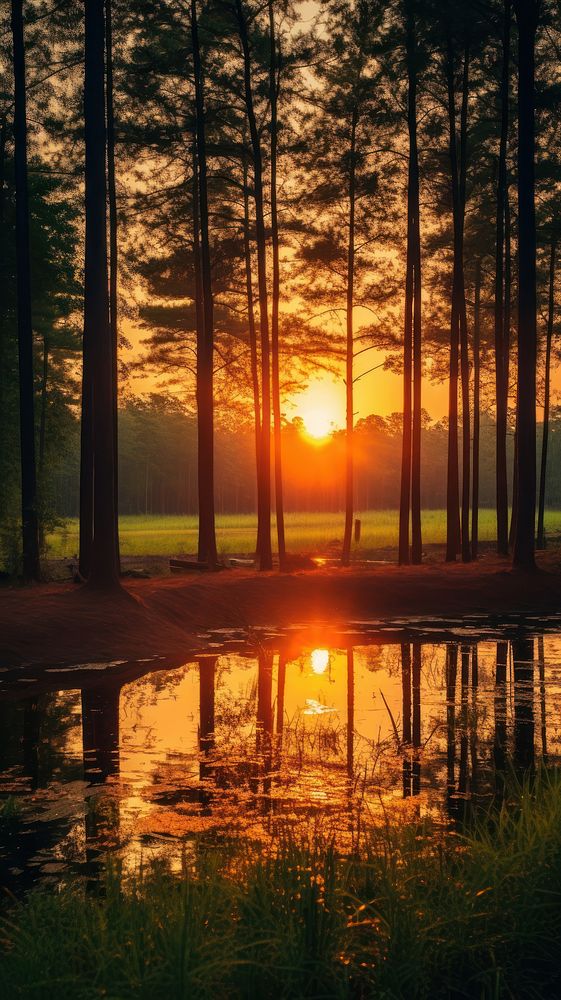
xmin=292 ymin=378 xmax=344 ymax=442
xmin=311 ymin=648 xmax=330 ymax=675
xmin=302 ymin=408 xmax=334 ymax=440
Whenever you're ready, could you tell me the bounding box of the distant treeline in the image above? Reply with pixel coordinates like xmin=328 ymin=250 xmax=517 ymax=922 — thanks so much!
xmin=51 ymin=397 xmax=561 ymax=519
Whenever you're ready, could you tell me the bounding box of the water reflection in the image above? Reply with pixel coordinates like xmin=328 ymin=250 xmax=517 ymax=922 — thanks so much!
xmin=1 ymin=633 xmax=560 ymax=889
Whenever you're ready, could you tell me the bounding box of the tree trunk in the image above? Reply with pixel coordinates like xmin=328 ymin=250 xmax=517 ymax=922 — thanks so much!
xmin=342 ymin=105 xmax=358 ymax=567
xmin=506 ymin=183 xmax=517 ymax=547
xmin=105 ymin=0 xmax=120 ymax=572
xmin=444 ymin=35 xmax=461 ymax=562
xmin=84 ymin=0 xmax=119 ymax=589
xmin=38 ymin=332 xmax=49 ymax=549
xmin=11 ymin=0 xmax=40 ymax=582
xmin=537 ymin=240 xmax=555 ymax=548
xmin=495 ymin=0 xmax=511 ymax=555
xmin=458 ymin=38 xmax=471 ymax=563
xmin=268 ymin=0 xmax=286 ymax=569
xmin=398 ymin=160 xmax=413 ymax=565
xmin=471 ymin=258 xmax=481 ymax=559
xmin=509 ymin=423 xmax=518 ymax=547
xmin=236 ymin=0 xmax=273 ymax=570
xmin=410 ymin=0 xmax=423 ymax=565
xmin=0 ymin=118 xmax=6 ymax=480
xmin=79 ymin=333 xmax=94 ymax=577
xmin=513 ymin=0 xmax=538 ymax=569
xmin=191 ymin=0 xmax=218 ymax=567
xmin=192 ymin=134 xmax=206 ymax=546
xmin=242 ymin=151 xmax=262 ymax=534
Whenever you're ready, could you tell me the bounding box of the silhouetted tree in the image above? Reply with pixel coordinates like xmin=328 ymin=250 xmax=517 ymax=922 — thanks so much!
xmin=83 ymin=0 xmax=119 ymax=589
xmin=11 ymin=0 xmax=40 ymax=581
xmin=512 ymin=0 xmax=539 ymax=569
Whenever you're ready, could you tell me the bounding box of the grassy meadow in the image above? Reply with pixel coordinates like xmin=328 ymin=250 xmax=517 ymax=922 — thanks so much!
xmin=46 ymin=508 xmax=561 ymax=560
xmin=2 ymin=771 xmax=561 ymax=998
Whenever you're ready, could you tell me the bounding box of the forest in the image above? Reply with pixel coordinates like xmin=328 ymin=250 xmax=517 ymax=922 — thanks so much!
xmin=0 ymin=0 xmax=558 ymax=581
xmin=5 ymin=4 xmax=561 ymax=998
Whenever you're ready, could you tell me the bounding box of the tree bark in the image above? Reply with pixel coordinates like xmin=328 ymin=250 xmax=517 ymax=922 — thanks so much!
xmin=84 ymin=0 xmax=120 ymax=589
xmin=458 ymin=37 xmax=471 ymax=563
xmin=495 ymin=0 xmax=511 ymax=555
xmin=242 ymin=150 xmax=262 ymax=540
xmin=342 ymin=105 xmax=358 ymax=567
xmin=0 ymin=118 xmax=6 ymax=478
xmin=11 ymin=0 xmax=40 ymax=581
xmin=513 ymin=0 xmax=538 ymax=569
xmin=537 ymin=240 xmax=555 ymax=549
xmin=398 ymin=3 xmax=414 ymax=566
xmin=471 ymin=258 xmax=481 ymax=559
xmin=235 ymin=0 xmax=273 ymax=570
xmin=444 ymin=34 xmax=461 ymax=562
xmin=105 ymin=0 xmax=120 ymax=572
xmin=410 ymin=0 xmax=423 ymax=565
xmin=268 ymin=0 xmax=286 ymax=569
xmin=191 ymin=0 xmax=218 ymax=567
xmin=398 ymin=164 xmax=413 ymax=564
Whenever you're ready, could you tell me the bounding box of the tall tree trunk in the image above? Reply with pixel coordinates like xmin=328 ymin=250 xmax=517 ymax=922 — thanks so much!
xmin=191 ymin=0 xmax=218 ymax=567
xmin=0 ymin=118 xmax=6 ymax=485
xmin=444 ymin=35 xmax=461 ymax=562
xmin=513 ymin=0 xmax=538 ymax=569
xmin=410 ymin=0 xmax=423 ymax=565
xmin=537 ymin=240 xmax=555 ymax=548
xmin=84 ymin=0 xmax=119 ymax=589
xmin=506 ymin=183 xmax=517 ymax=547
xmin=11 ymin=0 xmax=40 ymax=582
xmin=495 ymin=0 xmax=511 ymax=555
xmin=105 ymin=0 xmax=120 ymax=572
xmin=79 ymin=333 xmax=94 ymax=577
xmin=242 ymin=151 xmax=262 ymax=534
xmin=192 ymin=135 xmax=205 ymax=544
xmin=38 ymin=332 xmax=48 ymax=549
xmin=342 ymin=105 xmax=358 ymax=567
xmin=471 ymin=258 xmax=481 ymax=558
xmin=236 ymin=0 xmax=273 ymax=570
xmin=268 ymin=0 xmax=286 ymax=569
xmin=458 ymin=37 xmax=471 ymax=563
xmin=509 ymin=423 xmax=518 ymax=547
xmin=398 ymin=165 xmax=413 ymax=565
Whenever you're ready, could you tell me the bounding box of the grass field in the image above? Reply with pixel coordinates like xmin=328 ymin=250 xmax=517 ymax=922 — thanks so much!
xmin=46 ymin=509 xmax=561 ymax=559
xmin=2 ymin=770 xmax=561 ymax=998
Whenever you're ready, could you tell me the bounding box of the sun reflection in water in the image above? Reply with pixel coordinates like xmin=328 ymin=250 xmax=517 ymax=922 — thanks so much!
xmin=311 ymin=648 xmax=330 ymax=675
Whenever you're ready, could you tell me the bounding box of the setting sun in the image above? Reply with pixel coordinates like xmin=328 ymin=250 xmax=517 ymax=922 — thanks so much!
xmin=302 ymin=409 xmax=334 ymax=440
xmin=293 ymin=379 xmax=344 ymax=442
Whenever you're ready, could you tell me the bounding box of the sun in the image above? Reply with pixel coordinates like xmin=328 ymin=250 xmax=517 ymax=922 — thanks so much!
xmin=292 ymin=378 xmax=344 ymax=443
xmin=302 ymin=408 xmax=334 ymax=441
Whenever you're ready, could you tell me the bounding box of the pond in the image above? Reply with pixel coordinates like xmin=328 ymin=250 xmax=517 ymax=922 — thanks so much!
xmin=1 ymin=620 xmax=560 ymax=893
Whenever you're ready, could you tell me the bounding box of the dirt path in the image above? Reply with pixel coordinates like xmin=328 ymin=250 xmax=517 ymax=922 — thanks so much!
xmin=1 ymin=551 xmax=561 ymax=669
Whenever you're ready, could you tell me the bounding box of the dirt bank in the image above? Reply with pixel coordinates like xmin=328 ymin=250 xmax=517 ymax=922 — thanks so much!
xmin=1 ymin=551 xmax=561 ymax=669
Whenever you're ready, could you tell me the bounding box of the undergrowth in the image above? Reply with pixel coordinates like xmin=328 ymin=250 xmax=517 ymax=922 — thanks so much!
xmin=1 ymin=770 xmax=561 ymax=998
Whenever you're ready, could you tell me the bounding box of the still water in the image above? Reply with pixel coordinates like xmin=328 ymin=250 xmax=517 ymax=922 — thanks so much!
xmin=1 ymin=626 xmax=560 ymax=891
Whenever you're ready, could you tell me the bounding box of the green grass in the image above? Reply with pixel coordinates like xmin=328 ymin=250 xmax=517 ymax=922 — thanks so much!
xmin=2 ymin=770 xmax=561 ymax=998
xmin=45 ymin=509 xmax=561 ymax=559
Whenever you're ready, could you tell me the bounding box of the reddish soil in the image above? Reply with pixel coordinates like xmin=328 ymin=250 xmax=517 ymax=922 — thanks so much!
xmin=1 ymin=550 xmax=561 ymax=669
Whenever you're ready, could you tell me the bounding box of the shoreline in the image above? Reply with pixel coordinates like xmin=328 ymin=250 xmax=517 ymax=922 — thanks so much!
xmin=2 ymin=554 xmax=561 ymax=671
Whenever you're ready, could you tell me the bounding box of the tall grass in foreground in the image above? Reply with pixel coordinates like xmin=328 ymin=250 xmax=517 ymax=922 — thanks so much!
xmin=2 ymin=771 xmax=561 ymax=998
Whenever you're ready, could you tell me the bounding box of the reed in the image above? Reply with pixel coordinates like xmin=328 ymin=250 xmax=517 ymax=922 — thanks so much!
xmin=2 ymin=770 xmax=561 ymax=998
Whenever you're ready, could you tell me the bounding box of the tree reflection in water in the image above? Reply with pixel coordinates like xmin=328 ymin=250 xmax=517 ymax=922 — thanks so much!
xmin=0 ymin=633 xmax=555 ymax=889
